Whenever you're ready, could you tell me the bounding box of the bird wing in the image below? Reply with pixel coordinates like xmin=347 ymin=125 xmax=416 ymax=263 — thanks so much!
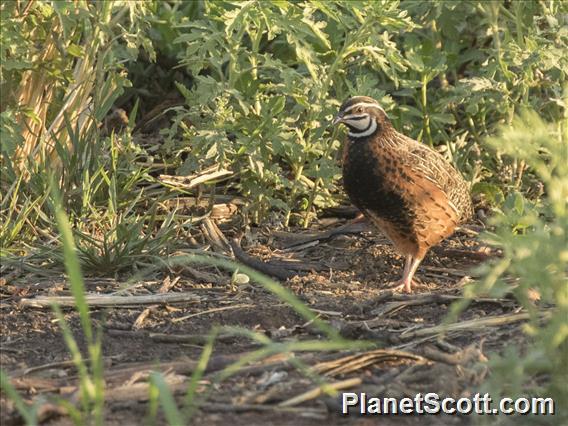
xmin=379 ymin=153 xmax=460 ymax=257
xmin=400 ymin=138 xmax=473 ymax=222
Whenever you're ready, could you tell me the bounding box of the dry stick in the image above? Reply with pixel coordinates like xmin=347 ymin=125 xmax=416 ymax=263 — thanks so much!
xmin=20 ymin=357 xmax=116 ymax=377
xmin=265 ymin=258 xmax=327 ymax=272
xmin=198 ymin=402 xmax=327 ymax=417
xmin=455 ymin=225 xmax=483 ymax=237
xmin=278 ymin=377 xmax=362 ymax=408
xmin=230 ymin=237 xmax=296 ymax=280
xmin=310 ymin=308 xmax=343 ymax=317
xmin=368 ymin=293 xmax=511 ymax=316
xmin=362 ymin=292 xmax=509 ymax=316
xmin=17 ymin=0 xmax=36 ymax=20
xmin=394 ymin=333 xmax=448 ymax=351
xmin=104 ymin=376 xmax=188 ymax=403
xmin=10 ymin=376 xmax=65 ymax=393
xmin=398 ymin=310 xmax=552 ymax=341
xmin=171 ymin=303 xmax=256 ymax=323
xmin=147 ymin=332 xmax=238 ymax=345
xmin=430 ymin=245 xmax=498 ymax=261
xmin=279 ymin=240 xmax=321 ymax=252
xmin=20 ymin=292 xmax=201 ymax=308
xmin=201 ymin=217 xmax=231 ymax=253
xmin=279 ymin=220 xmax=370 ymax=250
xmin=419 ymin=265 xmax=471 ymax=277
xmin=369 ymin=291 xmax=510 ymax=305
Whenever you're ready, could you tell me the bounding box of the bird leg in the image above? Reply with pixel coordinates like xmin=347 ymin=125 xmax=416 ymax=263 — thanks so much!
xmin=394 ymin=254 xmax=412 ymax=285
xmin=392 ymin=255 xmax=422 ymax=293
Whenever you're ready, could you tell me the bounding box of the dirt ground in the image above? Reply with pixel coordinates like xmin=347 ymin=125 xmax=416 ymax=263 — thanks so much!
xmin=1 ymin=219 xmax=527 ymax=425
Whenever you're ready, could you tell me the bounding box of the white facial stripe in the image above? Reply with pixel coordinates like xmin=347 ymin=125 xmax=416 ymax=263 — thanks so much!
xmin=343 ymin=113 xmax=367 ymax=120
xmin=344 ymin=115 xmax=370 ymax=130
xmin=348 ymin=118 xmax=377 ymax=138
xmin=344 ymin=102 xmax=386 ymax=114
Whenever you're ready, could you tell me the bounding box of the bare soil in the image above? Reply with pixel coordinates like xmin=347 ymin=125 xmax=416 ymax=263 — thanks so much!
xmin=1 ymin=220 xmax=526 ymax=425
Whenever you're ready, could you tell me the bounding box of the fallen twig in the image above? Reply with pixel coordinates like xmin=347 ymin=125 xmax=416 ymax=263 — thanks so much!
xmin=171 ymin=303 xmax=256 ymax=323
xmin=263 ymin=258 xmax=327 ymax=272
xmin=201 ymin=217 xmax=232 ymax=253
xmin=199 ymin=402 xmax=327 ymax=417
xmin=103 ymin=373 xmax=188 ymax=402
xmin=368 ymin=293 xmax=512 ymax=316
xmin=431 ymin=246 xmax=497 ymax=261
xmin=230 ymin=237 xmax=296 ymax=280
xmin=147 ymin=332 xmax=237 ymax=344
xmin=398 ymin=310 xmax=552 ymax=340
xmin=20 ymin=292 xmax=201 ymax=308
xmin=419 ymin=265 xmax=472 ymax=277
xmin=278 ymin=219 xmax=369 ymax=250
xmin=19 ymin=356 xmax=116 ymax=377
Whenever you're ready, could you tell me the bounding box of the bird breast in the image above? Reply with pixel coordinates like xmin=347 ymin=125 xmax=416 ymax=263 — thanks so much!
xmin=343 ymin=138 xmax=416 ymax=238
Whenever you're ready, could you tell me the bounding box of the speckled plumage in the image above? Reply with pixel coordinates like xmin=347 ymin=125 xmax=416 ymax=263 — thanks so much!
xmin=335 ymin=96 xmax=473 ymax=292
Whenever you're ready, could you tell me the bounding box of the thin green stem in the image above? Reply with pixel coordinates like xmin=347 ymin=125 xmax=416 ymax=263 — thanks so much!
xmin=421 ymin=74 xmax=433 ymax=147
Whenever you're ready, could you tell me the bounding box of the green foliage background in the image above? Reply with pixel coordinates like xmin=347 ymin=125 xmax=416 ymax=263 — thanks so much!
xmin=1 ymin=0 xmax=567 ymax=423
xmin=155 ymin=0 xmax=566 ymax=225
xmin=2 ymin=1 xmax=566 ymax=226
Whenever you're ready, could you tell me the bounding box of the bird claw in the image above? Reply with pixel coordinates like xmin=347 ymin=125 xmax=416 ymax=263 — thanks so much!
xmin=390 ymin=279 xmax=414 ymax=293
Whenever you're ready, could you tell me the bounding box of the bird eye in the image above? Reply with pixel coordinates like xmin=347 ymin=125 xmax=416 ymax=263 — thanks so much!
xmin=356 ymin=107 xmax=363 ymax=113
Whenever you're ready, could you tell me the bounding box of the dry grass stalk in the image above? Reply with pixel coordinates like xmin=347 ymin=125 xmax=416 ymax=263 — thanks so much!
xmin=312 ymin=349 xmax=426 ymax=377
xmin=12 ymin=6 xmax=114 ymax=178
xmin=12 ymin=22 xmax=59 ymax=173
xmin=277 ymin=377 xmax=362 ymax=407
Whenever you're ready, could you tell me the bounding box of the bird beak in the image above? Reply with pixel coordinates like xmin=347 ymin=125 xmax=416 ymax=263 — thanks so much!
xmin=332 ymin=113 xmax=344 ymax=125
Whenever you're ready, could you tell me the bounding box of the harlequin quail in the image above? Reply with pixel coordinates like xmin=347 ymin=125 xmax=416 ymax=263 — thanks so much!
xmin=333 ymin=96 xmax=473 ymax=292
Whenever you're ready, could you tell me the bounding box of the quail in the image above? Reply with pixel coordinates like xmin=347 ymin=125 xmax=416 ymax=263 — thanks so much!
xmin=333 ymin=96 xmax=473 ymax=292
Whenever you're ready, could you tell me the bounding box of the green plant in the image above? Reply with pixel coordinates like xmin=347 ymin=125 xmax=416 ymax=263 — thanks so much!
xmin=162 ymin=1 xmax=414 ymax=225
xmin=1 ymin=1 xmax=162 ymax=263
xmin=0 ymin=185 xmax=106 ymax=424
xmin=51 ymin=186 xmax=106 ymax=424
xmin=148 ymin=1 xmax=567 ymax=227
xmin=459 ymin=106 xmax=567 ymax=424
xmin=0 ymin=1 xmax=153 ymax=171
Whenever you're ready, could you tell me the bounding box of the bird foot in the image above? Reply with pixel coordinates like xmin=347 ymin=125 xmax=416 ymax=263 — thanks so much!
xmin=390 ymin=279 xmax=415 ymax=293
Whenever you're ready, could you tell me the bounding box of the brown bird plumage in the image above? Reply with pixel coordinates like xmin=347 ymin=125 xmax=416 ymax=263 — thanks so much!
xmin=334 ymin=96 xmax=473 ymax=292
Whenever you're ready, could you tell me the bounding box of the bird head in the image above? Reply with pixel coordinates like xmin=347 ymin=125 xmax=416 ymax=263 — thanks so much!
xmin=333 ymin=96 xmax=390 ymax=138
